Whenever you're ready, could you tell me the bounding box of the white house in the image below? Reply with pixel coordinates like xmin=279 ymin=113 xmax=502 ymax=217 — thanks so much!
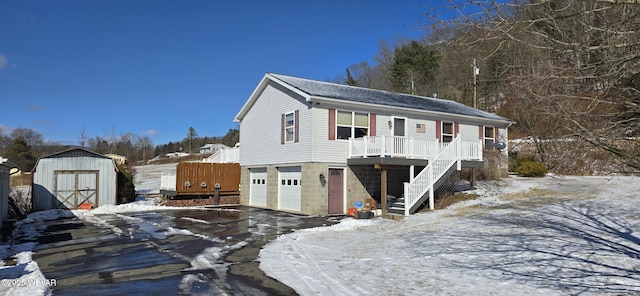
xmin=199 ymin=143 xmax=229 ymax=154
xmin=234 ymin=73 xmax=514 ymax=216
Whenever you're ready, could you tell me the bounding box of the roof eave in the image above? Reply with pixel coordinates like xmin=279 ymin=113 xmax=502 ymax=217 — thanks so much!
xmin=234 ymin=73 xmax=312 ymax=122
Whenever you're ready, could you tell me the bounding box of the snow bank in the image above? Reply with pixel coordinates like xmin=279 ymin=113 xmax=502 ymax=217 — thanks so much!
xmin=259 ymin=175 xmax=640 ymax=295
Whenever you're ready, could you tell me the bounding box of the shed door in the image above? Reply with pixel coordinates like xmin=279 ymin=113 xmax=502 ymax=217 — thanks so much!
xmin=249 ymin=168 xmax=267 ymax=207
xmin=328 ymin=168 xmax=344 ymax=214
xmin=278 ymin=167 xmax=301 ymax=212
xmin=54 ymin=170 xmax=99 ymax=209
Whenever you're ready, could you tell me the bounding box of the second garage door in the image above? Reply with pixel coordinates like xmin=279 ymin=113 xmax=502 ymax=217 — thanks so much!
xmin=278 ymin=166 xmax=301 ymax=212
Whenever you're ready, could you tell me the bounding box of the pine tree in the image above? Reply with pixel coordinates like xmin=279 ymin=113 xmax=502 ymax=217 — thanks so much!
xmin=345 ymin=68 xmax=358 ymax=86
xmin=4 ymin=138 xmax=37 ymax=172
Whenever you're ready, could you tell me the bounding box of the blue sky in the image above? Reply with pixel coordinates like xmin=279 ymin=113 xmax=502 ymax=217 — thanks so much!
xmin=0 ymin=0 xmax=428 ymax=146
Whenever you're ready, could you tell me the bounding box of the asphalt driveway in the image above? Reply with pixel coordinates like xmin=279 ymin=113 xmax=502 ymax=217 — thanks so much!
xmin=7 ymin=206 xmax=339 ymax=295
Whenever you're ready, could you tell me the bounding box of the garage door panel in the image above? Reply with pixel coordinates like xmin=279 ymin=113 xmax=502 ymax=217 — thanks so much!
xmin=278 ymin=167 xmax=301 ymax=212
xmin=250 ymin=168 xmax=267 ymax=207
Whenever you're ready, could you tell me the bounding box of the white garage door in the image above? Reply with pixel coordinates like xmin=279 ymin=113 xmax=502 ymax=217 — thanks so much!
xmin=249 ymin=168 xmax=267 ymax=207
xmin=278 ymin=166 xmax=301 ymax=212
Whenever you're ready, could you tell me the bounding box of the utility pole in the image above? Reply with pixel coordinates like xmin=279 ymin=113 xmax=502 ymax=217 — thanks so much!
xmin=472 ymin=58 xmax=479 ymax=109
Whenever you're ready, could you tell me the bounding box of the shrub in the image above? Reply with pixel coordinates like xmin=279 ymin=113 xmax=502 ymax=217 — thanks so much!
xmin=515 ymin=160 xmax=548 ymax=177
xmin=117 ymin=164 xmax=137 ymax=204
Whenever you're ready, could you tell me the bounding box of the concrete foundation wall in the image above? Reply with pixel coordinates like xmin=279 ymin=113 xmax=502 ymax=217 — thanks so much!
xmin=241 ymin=162 xmax=375 ymax=216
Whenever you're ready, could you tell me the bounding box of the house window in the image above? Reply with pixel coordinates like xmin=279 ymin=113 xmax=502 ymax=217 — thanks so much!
xmin=281 ymin=110 xmax=299 ymax=144
xmin=485 ymin=126 xmax=495 ymax=146
xmin=416 ymin=123 xmax=426 ymax=133
xmin=284 ymin=112 xmax=295 ymax=142
xmin=442 ymin=122 xmax=454 ymax=143
xmin=336 ymin=111 xmax=369 ymax=140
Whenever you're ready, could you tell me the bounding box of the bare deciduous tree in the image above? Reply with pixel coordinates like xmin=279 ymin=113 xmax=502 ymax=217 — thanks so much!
xmin=424 ymin=0 xmax=640 ymax=172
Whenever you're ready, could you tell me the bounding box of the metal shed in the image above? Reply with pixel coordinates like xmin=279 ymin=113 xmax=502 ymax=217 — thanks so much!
xmin=0 ymin=156 xmax=13 ymax=225
xmin=32 ymin=148 xmax=119 ymax=211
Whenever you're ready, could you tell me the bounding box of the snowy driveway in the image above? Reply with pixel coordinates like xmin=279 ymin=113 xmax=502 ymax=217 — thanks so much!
xmin=1 ymin=205 xmax=338 ymax=295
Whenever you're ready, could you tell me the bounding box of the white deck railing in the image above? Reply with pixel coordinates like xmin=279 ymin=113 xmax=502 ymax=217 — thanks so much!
xmin=349 ymin=135 xmax=482 ymax=161
xmin=403 ymin=136 xmax=462 ymax=215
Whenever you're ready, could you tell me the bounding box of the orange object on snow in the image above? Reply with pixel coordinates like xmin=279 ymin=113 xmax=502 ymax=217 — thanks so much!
xmin=79 ymin=203 xmax=93 ymax=210
xmin=347 ymin=208 xmax=357 ymax=217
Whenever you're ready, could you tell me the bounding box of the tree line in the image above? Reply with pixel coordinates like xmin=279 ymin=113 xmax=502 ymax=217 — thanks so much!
xmin=334 ymin=0 xmax=639 ymax=173
xmin=0 ymin=126 xmax=239 ymax=172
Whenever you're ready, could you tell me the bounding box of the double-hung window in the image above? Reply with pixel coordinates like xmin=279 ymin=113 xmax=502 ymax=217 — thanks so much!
xmin=484 ymin=126 xmax=495 ymax=146
xmin=336 ymin=111 xmax=369 ymax=140
xmin=442 ymin=122 xmax=454 ymax=143
xmin=284 ymin=112 xmax=295 ymax=142
xmin=281 ymin=110 xmax=299 ymax=144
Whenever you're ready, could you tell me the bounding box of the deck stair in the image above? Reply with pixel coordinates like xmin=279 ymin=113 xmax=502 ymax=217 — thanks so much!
xmin=387 ymin=197 xmax=405 ymax=215
xmin=396 ymin=136 xmax=464 ymax=216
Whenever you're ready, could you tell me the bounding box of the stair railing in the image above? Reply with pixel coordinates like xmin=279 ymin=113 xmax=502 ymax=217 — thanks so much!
xmin=403 ymin=136 xmax=462 ymax=215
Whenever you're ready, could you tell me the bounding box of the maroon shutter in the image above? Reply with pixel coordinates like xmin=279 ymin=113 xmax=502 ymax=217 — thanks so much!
xmin=369 ymin=113 xmax=376 ymax=136
xmin=479 ymin=125 xmax=484 ymax=140
xmin=494 ymin=127 xmax=499 ymax=142
xmin=435 ymin=120 xmax=441 ymax=142
xmin=454 ymin=122 xmax=460 ymax=137
xmin=328 ymin=109 xmax=336 ymax=140
xmin=294 ymin=110 xmax=299 ymax=143
xmin=281 ymin=113 xmax=285 ymax=144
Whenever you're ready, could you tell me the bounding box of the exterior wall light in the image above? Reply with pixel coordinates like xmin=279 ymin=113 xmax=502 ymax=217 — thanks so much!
xmin=319 ymin=173 xmax=326 ymax=187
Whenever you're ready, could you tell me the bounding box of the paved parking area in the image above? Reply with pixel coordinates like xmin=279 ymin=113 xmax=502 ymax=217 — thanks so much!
xmin=10 ymin=206 xmax=339 ymax=295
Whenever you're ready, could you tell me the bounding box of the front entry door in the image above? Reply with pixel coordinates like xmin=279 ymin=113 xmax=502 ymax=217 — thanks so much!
xmin=394 ymin=118 xmax=406 ymax=137
xmin=328 ymin=168 xmax=344 ymax=214
xmin=393 ymin=117 xmax=407 ymax=155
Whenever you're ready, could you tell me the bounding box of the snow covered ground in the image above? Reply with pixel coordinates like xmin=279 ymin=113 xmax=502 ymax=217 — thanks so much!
xmin=259 ymin=175 xmax=640 ymax=295
xmin=2 ymin=167 xmax=639 ymax=295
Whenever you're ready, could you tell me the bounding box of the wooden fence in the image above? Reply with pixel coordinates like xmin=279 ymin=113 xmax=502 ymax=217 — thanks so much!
xmin=176 ymin=162 xmax=240 ymax=197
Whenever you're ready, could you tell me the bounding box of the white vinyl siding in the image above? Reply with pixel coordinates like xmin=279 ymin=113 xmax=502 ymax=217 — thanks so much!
xmin=460 ymin=123 xmax=481 ymax=142
xmin=239 ymin=82 xmax=312 ymax=166
xmin=406 ymin=118 xmax=436 ymax=141
xmin=311 ymin=107 xmax=350 ymax=163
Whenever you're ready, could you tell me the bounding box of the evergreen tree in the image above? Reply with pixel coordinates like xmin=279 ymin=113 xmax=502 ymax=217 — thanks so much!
xmin=221 ymin=129 xmax=239 ymax=147
xmin=4 ymin=138 xmax=37 ymax=172
xmin=390 ymin=41 xmax=440 ymax=95
xmin=345 ymin=68 xmax=358 ymax=86
xmin=116 ymin=163 xmax=137 ymax=204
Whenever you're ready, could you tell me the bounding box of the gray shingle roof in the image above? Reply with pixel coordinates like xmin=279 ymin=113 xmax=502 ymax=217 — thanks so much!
xmin=270 ymin=73 xmax=512 ymax=122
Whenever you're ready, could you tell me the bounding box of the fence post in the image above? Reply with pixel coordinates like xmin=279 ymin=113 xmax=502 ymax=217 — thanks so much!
xmin=349 ymin=137 xmax=353 ymax=158
xmin=404 ymin=182 xmax=410 ymax=216
xmin=456 ymin=137 xmax=462 ymax=170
